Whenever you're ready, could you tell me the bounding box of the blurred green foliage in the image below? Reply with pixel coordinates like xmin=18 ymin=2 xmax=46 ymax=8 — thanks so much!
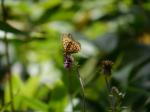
xmin=0 ymin=0 xmax=150 ymax=112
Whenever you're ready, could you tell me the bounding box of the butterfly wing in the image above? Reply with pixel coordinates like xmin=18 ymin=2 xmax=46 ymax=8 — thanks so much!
xmin=62 ymin=33 xmax=73 ymax=52
xmin=67 ymin=41 xmax=81 ymax=53
xmin=62 ymin=33 xmax=81 ymax=54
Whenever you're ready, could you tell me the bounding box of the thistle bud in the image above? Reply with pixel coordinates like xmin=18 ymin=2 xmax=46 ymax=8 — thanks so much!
xmin=101 ymin=60 xmax=113 ymax=76
xmin=64 ymin=54 xmax=74 ymax=70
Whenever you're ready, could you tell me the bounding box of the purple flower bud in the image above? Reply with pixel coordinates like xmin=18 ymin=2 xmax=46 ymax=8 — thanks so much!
xmin=64 ymin=54 xmax=73 ymax=70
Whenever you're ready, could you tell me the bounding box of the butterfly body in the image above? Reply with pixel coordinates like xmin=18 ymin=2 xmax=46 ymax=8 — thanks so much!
xmin=62 ymin=33 xmax=81 ymax=55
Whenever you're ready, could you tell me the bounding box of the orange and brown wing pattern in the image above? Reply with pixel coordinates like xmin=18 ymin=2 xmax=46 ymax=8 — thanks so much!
xmin=62 ymin=33 xmax=81 ymax=54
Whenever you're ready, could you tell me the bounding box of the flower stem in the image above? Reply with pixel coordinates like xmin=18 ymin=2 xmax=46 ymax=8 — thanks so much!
xmin=67 ymin=71 xmax=74 ymax=112
xmin=104 ymin=76 xmax=115 ymax=112
xmin=1 ymin=0 xmax=14 ymax=111
xmin=77 ymin=68 xmax=86 ymax=112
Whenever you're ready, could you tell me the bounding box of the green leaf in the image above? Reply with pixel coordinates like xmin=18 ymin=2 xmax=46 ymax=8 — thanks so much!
xmin=23 ymin=76 xmax=40 ymax=97
xmin=0 ymin=21 xmax=28 ymax=35
xmin=35 ymin=3 xmax=61 ymax=24
xmin=80 ymin=57 xmax=98 ymax=84
xmin=21 ymin=96 xmax=49 ymax=111
xmin=48 ymin=81 xmax=68 ymax=112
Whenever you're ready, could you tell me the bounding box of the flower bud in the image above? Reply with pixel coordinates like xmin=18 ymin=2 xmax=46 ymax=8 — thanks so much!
xmin=64 ymin=54 xmax=74 ymax=70
xmin=101 ymin=60 xmax=113 ymax=76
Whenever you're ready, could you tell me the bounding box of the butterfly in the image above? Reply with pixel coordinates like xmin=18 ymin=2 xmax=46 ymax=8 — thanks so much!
xmin=62 ymin=33 xmax=81 ymax=54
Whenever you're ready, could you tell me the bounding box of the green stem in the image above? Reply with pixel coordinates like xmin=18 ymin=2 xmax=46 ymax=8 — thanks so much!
xmin=104 ymin=76 xmax=115 ymax=112
xmin=77 ymin=68 xmax=86 ymax=112
xmin=1 ymin=0 xmax=14 ymax=111
xmin=67 ymin=70 xmax=74 ymax=112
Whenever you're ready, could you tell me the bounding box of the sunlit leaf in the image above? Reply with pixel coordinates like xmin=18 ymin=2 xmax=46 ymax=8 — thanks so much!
xmin=0 ymin=21 xmax=28 ymax=35
xmin=21 ymin=96 xmax=49 ymax=111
